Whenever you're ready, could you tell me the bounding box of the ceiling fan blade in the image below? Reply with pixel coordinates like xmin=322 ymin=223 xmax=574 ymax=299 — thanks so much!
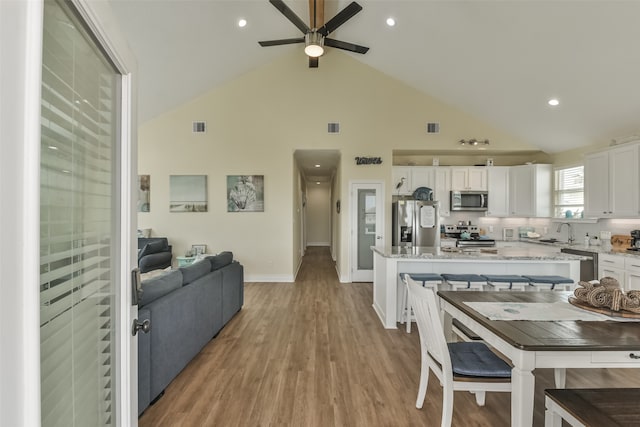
xmin=309 ymin=57 xmax=319 ymax=68
xmin=318 ymin=1 xmax=362 ymax=36
xmin=269 ymin=0 xmax=310 ymax=34
xmin=259 ymin=37 xmax=305 ymax=47
xmin=324 ymin=38 xmax=369 ymax=54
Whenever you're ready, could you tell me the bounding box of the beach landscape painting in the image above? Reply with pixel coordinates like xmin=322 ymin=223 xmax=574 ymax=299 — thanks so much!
xmin=170 ymin=175 xmax=208 ymax=212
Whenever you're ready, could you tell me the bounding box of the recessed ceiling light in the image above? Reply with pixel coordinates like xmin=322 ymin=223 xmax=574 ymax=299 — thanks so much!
xmin=315 ymin=164 xmax=320 ymax=168
xmin=386 ymin=17 xmax=396 ymax=27
xmin=316 ymin=181 xmax=321 ymax=184
xmin=238 ymin=19 xmax=247 ymax=28
xmin=548 ymin=98 xmax=560 ymax=106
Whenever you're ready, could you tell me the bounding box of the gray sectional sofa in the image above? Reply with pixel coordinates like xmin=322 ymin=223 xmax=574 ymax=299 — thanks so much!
xmin=137 ymin=251 xmax=243 ymax=415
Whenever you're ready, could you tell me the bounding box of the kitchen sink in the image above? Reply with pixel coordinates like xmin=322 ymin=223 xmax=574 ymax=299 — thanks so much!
xmin=539 ymin=238 xmax=566 ymax=244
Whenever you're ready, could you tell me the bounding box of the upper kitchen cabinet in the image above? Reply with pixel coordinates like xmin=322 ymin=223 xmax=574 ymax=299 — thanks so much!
xmin=450 ymin=167 xmax=487 ymax=191
xmin=584 ymin=143 xmax=640 ymax=218
xmin=434 ymin=167 xmax=451 ymax=217
xmin=391 ymin=166 xmax=450 ymax=216
xmin=486 ymin=166 xmax=510 ymax=217
xmin=392 ymin=166 xmax=436 ymax=196
xmin=392 ymin=167 xmax=412 ymax=195
xmin=509 ymin=164 xmax=552 ymax=217
xmin=410 ymin=167 xmax=436 ymax=191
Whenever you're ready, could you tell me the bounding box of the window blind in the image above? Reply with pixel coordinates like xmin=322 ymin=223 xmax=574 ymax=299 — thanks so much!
xmin=554 ymin=166 xmax=584 ymax=217
xmin=40 ymin=1 xmax=120 ymax=426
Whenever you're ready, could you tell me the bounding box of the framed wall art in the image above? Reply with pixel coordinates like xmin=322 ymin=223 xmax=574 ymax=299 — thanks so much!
xmin=227 ymin=175 xmax=264 ymax=212
xmin=137 ymin=174 xmax=150 ymax=212
xmin=191 ymin=244 xmax=207 ymax=255
xmin=170 ymin=175 xmax=208 ymax=212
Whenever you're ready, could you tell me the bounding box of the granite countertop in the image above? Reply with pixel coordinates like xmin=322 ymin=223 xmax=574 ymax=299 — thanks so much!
xmin=372 ymin=245 xmax=590 ymax=261
xmin=519 ymin=238 xmax=640 ymax=259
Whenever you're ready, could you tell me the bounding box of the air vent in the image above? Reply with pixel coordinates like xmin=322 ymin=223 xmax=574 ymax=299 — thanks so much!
xmin=426 ymin=122 xmax=440 ymax=134
xmin=192 ymin=121 xmax=206 ymax=133
xmin=328 ymin=122 xmax=340 ymax=134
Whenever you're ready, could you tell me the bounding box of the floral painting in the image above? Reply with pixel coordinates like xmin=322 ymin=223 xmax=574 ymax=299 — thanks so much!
xmin=227 ymin=175 xmax=264 ymax=212
xmin=170 ymin=175 xmax=208 ymax=212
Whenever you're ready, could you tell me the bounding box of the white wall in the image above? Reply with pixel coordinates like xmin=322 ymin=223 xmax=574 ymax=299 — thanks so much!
xmin=306 ymin=183 xmax=332 ymax=246
xmin=0 ymin=3 xmax=43 ymax=426
xmin=137 ymin=49 xmax=540 ymax=282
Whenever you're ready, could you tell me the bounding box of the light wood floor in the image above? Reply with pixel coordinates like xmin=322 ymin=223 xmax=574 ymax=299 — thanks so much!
xmin=139 ymin=246 xmax=639 ymax=426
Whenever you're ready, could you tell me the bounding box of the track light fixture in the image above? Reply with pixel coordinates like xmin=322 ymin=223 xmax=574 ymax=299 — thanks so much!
xmin=459 ymin=139 xmax=490 ymax=146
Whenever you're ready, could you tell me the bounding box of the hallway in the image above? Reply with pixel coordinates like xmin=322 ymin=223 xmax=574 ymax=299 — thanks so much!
xmin=139 ymin=247 xmax=638 ymax=426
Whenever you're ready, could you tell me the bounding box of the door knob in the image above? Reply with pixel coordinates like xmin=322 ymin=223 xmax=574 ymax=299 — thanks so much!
xmin=132 ymin=318 xmax=151 ymax=336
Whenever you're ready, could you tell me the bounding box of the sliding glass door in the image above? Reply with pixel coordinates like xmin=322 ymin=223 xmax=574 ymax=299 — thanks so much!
xmin=40 ymin=1 xmax=122 ymax=425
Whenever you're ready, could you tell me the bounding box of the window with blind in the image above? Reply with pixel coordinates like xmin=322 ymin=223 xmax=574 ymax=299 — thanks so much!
xmin=40 ymin=1 xmax=120 ymax=426
xmin=554 ymin=165 xmax=584 ymax=218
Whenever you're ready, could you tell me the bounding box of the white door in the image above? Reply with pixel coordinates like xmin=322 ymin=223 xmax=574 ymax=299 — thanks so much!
xmin=39 ymin=1 xmax=137 ymax=426
xmin=350 ymin=182 xmax=384 ymax=282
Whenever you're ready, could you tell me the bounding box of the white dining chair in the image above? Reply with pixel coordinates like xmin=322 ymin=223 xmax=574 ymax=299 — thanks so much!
xmin=406 ymin=276 xmax=512 ymax=427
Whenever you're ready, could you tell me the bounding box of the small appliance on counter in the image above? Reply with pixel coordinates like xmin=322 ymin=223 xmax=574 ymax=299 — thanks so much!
xmin=629 ymin=230 xmax=640 ymax=252
xmin=443 ymin=224 xmax=496 ymax=248
xmin=502 ymin=227 xmax=516 ymax=241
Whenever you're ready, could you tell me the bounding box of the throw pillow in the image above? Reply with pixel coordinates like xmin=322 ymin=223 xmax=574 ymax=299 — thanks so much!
xmin=207 ymin=251 xmax=233 ymax=271
xmin=139 ymin=269 xmax=183 ymax=307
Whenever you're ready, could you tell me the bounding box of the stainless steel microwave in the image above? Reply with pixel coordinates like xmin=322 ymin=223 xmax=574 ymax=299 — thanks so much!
xmin=450 ymin=191 xmax=488 ymax=211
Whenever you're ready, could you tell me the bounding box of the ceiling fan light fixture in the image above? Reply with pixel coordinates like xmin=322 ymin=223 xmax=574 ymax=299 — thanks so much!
xmin=304 ymin=32 xmax=324 ymax=57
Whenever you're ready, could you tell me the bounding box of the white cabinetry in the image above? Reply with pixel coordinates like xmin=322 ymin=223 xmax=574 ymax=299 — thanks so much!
xmin=410 ymin=167 xmax=435 ymax=191
xmin=486 ymin=166 xmax=510 ymax=217
xmin=598 ymin=253 xmax=640 ymax=292
xmin=508 ymin=164 xmax=552 ymax=217
xmin=392 ymin=167 xmax=412 ymax=195
xmin=450 ymin=167 xmax=487 ymax=191
xmin=434 ymin=167 xmax=451 ymax=217
xmin=584 ymin=143 xmax=640 ymax=218
xmin=392 ymin=166 xmax=436 ymax=196
xmin=626 ymin=258 xmax=640 ymax=291
xmin=599 ymin=253 xmax=626 ymax=286
xmin=392 ymin=166 xmax=450 ymax=216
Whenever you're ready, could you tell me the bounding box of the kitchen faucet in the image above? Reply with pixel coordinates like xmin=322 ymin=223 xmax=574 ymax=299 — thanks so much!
xmin=557 ymin=222 xmax=574 ymax=244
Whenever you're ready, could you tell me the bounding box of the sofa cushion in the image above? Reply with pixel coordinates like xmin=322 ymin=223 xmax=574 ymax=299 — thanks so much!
xmin=180 ymin=259 xmax=212 ymax=285
xmin=140 ymin=266 xmax=172 ymax=282
xmin=139 ymin=269 xmax=183 ymax=307
xmin=207 ymin=251 xmax=233 ymax=271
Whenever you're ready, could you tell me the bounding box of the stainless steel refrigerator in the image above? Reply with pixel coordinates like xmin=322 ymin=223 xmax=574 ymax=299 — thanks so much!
xmin=392 ymin=199 xmax=440 ymax=247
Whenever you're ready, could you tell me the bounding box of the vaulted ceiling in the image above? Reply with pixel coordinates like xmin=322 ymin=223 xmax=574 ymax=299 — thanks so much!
xmin=111 ymin=0 xmax=640 ymax=157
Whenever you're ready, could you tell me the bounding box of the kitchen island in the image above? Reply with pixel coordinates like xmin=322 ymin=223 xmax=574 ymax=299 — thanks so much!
xmin=372 ymin=245 xmax=588 ymax=329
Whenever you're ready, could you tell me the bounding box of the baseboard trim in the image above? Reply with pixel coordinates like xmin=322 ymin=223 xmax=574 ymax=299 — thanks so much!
xmin=307 ymin=242 xmax=330 ymax=247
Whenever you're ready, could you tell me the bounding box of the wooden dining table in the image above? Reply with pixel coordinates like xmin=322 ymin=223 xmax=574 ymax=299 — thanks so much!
xmin=437 ymin=291 xmax=640 ymax=427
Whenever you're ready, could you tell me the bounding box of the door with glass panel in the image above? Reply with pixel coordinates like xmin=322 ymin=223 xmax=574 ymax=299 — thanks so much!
xmin=40 ymin=1 xmax=133 ymax=425
xmin=351 ymin=182 xmax=384 ymax=282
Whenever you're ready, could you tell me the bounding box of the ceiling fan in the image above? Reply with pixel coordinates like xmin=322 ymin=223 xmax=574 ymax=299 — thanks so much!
xmin=259 ymin=0 xmax=369 ymax=68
